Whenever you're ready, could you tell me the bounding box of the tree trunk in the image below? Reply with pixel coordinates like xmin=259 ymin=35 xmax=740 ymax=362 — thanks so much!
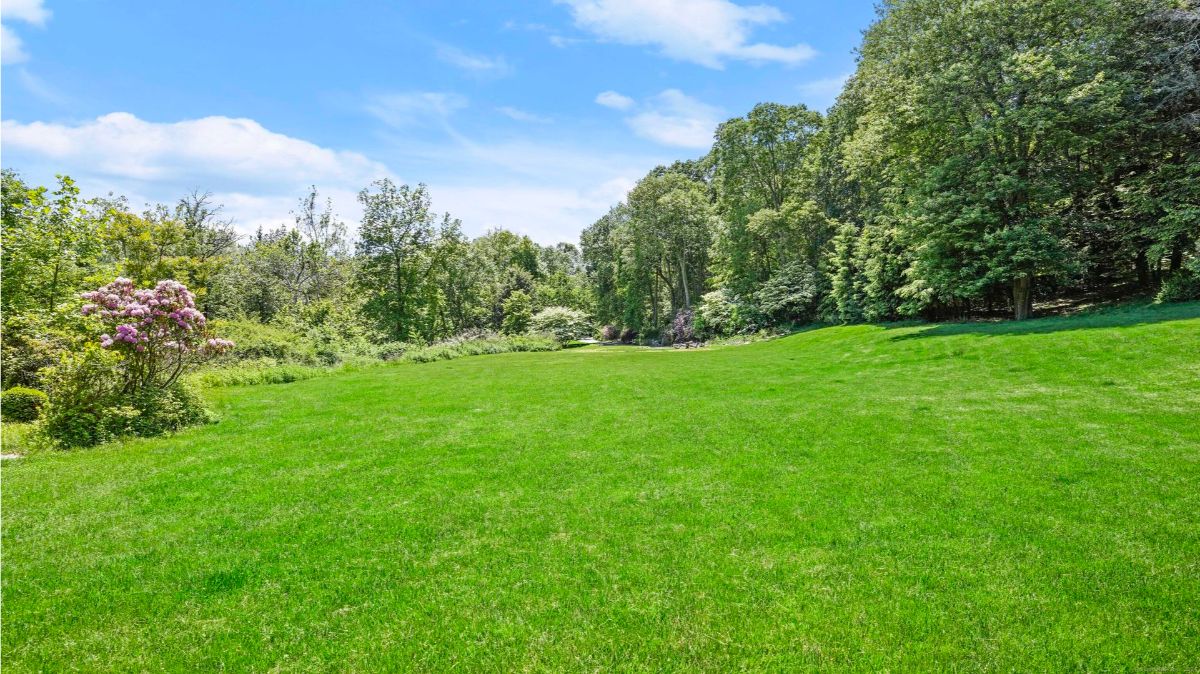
xmin=677 ymin=254 xmax=691 ymax=309
xmin=1135 ymin=249 xmax=1150 ymax=287
xmin=1170 ymin=245 xmax=1184 ymax=272
xmin=650 ymin=275 xmax=659 ymax=330
xmin=1012 ymin=274 xmax=1033 ymax=321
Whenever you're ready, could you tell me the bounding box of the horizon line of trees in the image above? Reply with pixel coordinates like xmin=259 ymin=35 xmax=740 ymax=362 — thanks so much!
xmin=582 ymin=0 xmax=1198 ymax=335
xmin=1 ymin=170 xmax=595 ymax=391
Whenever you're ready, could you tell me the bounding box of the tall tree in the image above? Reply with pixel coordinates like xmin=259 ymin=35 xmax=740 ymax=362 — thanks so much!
xmin=355 ymin=180 xmax=443 ymax=341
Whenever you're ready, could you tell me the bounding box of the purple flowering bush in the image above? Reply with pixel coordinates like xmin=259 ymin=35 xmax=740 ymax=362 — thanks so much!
xmin=662 ymin=308 xmax=697 ymax=345
xmin=38 ymin=279 xmax=233 ymax=448
xmin=80 ymin=278 xmax=234 ymax=392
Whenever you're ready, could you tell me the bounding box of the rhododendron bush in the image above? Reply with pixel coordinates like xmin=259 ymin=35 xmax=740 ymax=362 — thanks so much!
xmin=34 ymin=279 xmax=233 ymax=448
xmin=81 ymin=278 xmax=234 ymax=391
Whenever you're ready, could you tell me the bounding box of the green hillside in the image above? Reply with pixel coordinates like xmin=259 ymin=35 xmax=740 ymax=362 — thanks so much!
xmin=4 ymin=302 xmax=1199 ymax=671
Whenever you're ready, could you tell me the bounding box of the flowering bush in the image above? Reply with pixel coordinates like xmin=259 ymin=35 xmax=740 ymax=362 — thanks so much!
xmin=530 ymin=306 xmax=593 ymax=342
xmin=696 ymin=288 xmax=762 ymax=337
xmin=81 ymin=278 xmax=234 ymax=392
xmin=31 ymin=279 xmax=230 ymax=448
xmin=662 ymin=308 xmax=696 ymax=345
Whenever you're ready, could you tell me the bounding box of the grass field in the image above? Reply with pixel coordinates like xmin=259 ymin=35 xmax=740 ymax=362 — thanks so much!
xmin=4 ymin=302 xmax=1199 ymax=671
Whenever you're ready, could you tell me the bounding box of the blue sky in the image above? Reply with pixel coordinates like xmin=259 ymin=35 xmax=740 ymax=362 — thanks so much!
xmin=2 ymin=0 xmax=877 ymax=243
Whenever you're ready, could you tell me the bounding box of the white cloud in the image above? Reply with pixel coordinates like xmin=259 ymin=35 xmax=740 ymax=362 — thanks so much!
xmin=497 ymin=106 xmax=552 ymax=124
xmin=363 ymin=121 xmax=667 ymax=242
xmin=611 ymin=89 xmax=722 ymax=149
xmin=595 ymin=90 xmax=635 ymax=110
xmin=556 ymin=0 xmax=815 ymax=69
xmin=797 ymin=72 xmax=851 ymax=109
xmin=434 ymin=43 xmax=512 ymax=76
xmin=548 ymin=35 xmax=585 ymax=48
xmin=0 ymin=109 xmax=661 ymax=244
xmin=1 ymin=0 xmax=49 ymax=65
xmin=1 ymin=0 xmax=49 ymax=26
xmin=1 ymin=24 xmax=29 ymax=64
xmin=364 ymin=92 xmax=468 ymax=129
xmin=432 ymin=182 xmax=627 ymax=243
xmin=1 ymin=112 xmax=393 ymax=234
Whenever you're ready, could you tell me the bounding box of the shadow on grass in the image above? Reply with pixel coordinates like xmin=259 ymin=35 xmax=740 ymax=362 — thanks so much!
xmin=887 ymin=301 xmax=1200 ymax=340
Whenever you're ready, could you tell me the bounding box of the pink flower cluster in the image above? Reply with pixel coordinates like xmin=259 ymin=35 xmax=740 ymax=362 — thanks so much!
xmin=206 ymin=337 xmax=236 ymax=352
xmin=81 ymin=278 xmax=234 ymax=357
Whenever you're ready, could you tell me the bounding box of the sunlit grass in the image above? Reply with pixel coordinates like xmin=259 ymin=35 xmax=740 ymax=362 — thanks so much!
xmin=3 ymin=302 xmax=1199 ymax=671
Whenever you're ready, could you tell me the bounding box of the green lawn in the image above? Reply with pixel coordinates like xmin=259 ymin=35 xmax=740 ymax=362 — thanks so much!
xmin=4 ymin=303 xmax=1200 ymax=671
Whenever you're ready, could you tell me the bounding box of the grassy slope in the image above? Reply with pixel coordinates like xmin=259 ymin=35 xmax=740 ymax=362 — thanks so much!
xmin=4 ymin=302 xmax=1199 ymax=671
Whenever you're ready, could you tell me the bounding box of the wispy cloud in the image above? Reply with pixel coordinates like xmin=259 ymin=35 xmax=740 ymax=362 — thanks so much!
xmin=595 ymin=90 xmax=635 ymax=111
xmin=595 ymin=89 xmax=722 ymax=149
xmin=627 ymin=90 xmax=722 ymax=149
xmin=434 ymin=42 xmax=513 ymax=77
xmin=15 ymin=66 xmax=68 ymax=104
xmin=555 ymin=0 xmax=815 ymax=69
xmin=502 ymin=19 xmax=585 ymax=51
xmin=365 ymin=91 xmax=468 ymax=129
xmin=548 ymin=35 xmax=586 ymax=48
xmin=1 ymin=0 xmax=50 ymax=65
xmin=497 ymin=106 xmax=552 ymax=124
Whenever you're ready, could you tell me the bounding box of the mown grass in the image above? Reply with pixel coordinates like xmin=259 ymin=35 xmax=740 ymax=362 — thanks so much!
xmin=3 ymin=302 xmax=1199 ymax=671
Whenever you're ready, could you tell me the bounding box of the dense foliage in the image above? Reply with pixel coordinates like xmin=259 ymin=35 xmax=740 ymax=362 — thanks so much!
xmin=582 ymin=0 xmax=1198 ymax=335
xmin=530 ymin=306 xmax=594 ymax=342
xmin=0 ymin=386 xmax=48 ymax=422
xmin=0 ymin=169 xmax=598 ymax=446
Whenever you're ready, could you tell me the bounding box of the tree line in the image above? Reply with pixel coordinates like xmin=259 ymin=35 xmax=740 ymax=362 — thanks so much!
xmin=1 ymin=172 xmax=593 ymax=389
xmin=582 ymin=0 xmax=1198 ymax=336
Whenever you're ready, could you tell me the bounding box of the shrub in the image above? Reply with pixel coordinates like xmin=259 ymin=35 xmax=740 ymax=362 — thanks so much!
xmin=600 ymin=325 xmax=620 ymax=341
xmin=619 ymin=328 xmax=638 ymax=344
xmin=501 ymin=290 xmax=533 ymax=334
xmin=81 ymin=278 xmax=234 ymax=391
xmin=190 ymin=358 xmax=331 ymax=387
xmin=404 ymin=332 xmax=559 ymax=363
xmin=123 ymin=384 xmax=213 ymax=437
xmin=211 ymin=319 xmax=321 ymax=364
xmin=1156 ymin=263 xmax=1200 ymax=304
xmin=752 ymin=261 xmax=822 ymax=324
xmin=531 ymin=306 xmax=593 ymax=342
xmin=662 ymin=309 xmax=696 ymax=345
xmin=1 ymin=386 xmax=48 ymax=422
xmin=1 ymin=308 xmax=92 ymax=389
xmin=373 ymin=341 xmax=412 ymax=361
xmin=35 ymin=279 xmax=231 ymax=448
xmin=38 ymin=345 xmax=213 ymax=449
xmin=696 ymin=289 xmax=762 ymax=337
xmin=36 ymin=345 xmax=126 ymax=448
